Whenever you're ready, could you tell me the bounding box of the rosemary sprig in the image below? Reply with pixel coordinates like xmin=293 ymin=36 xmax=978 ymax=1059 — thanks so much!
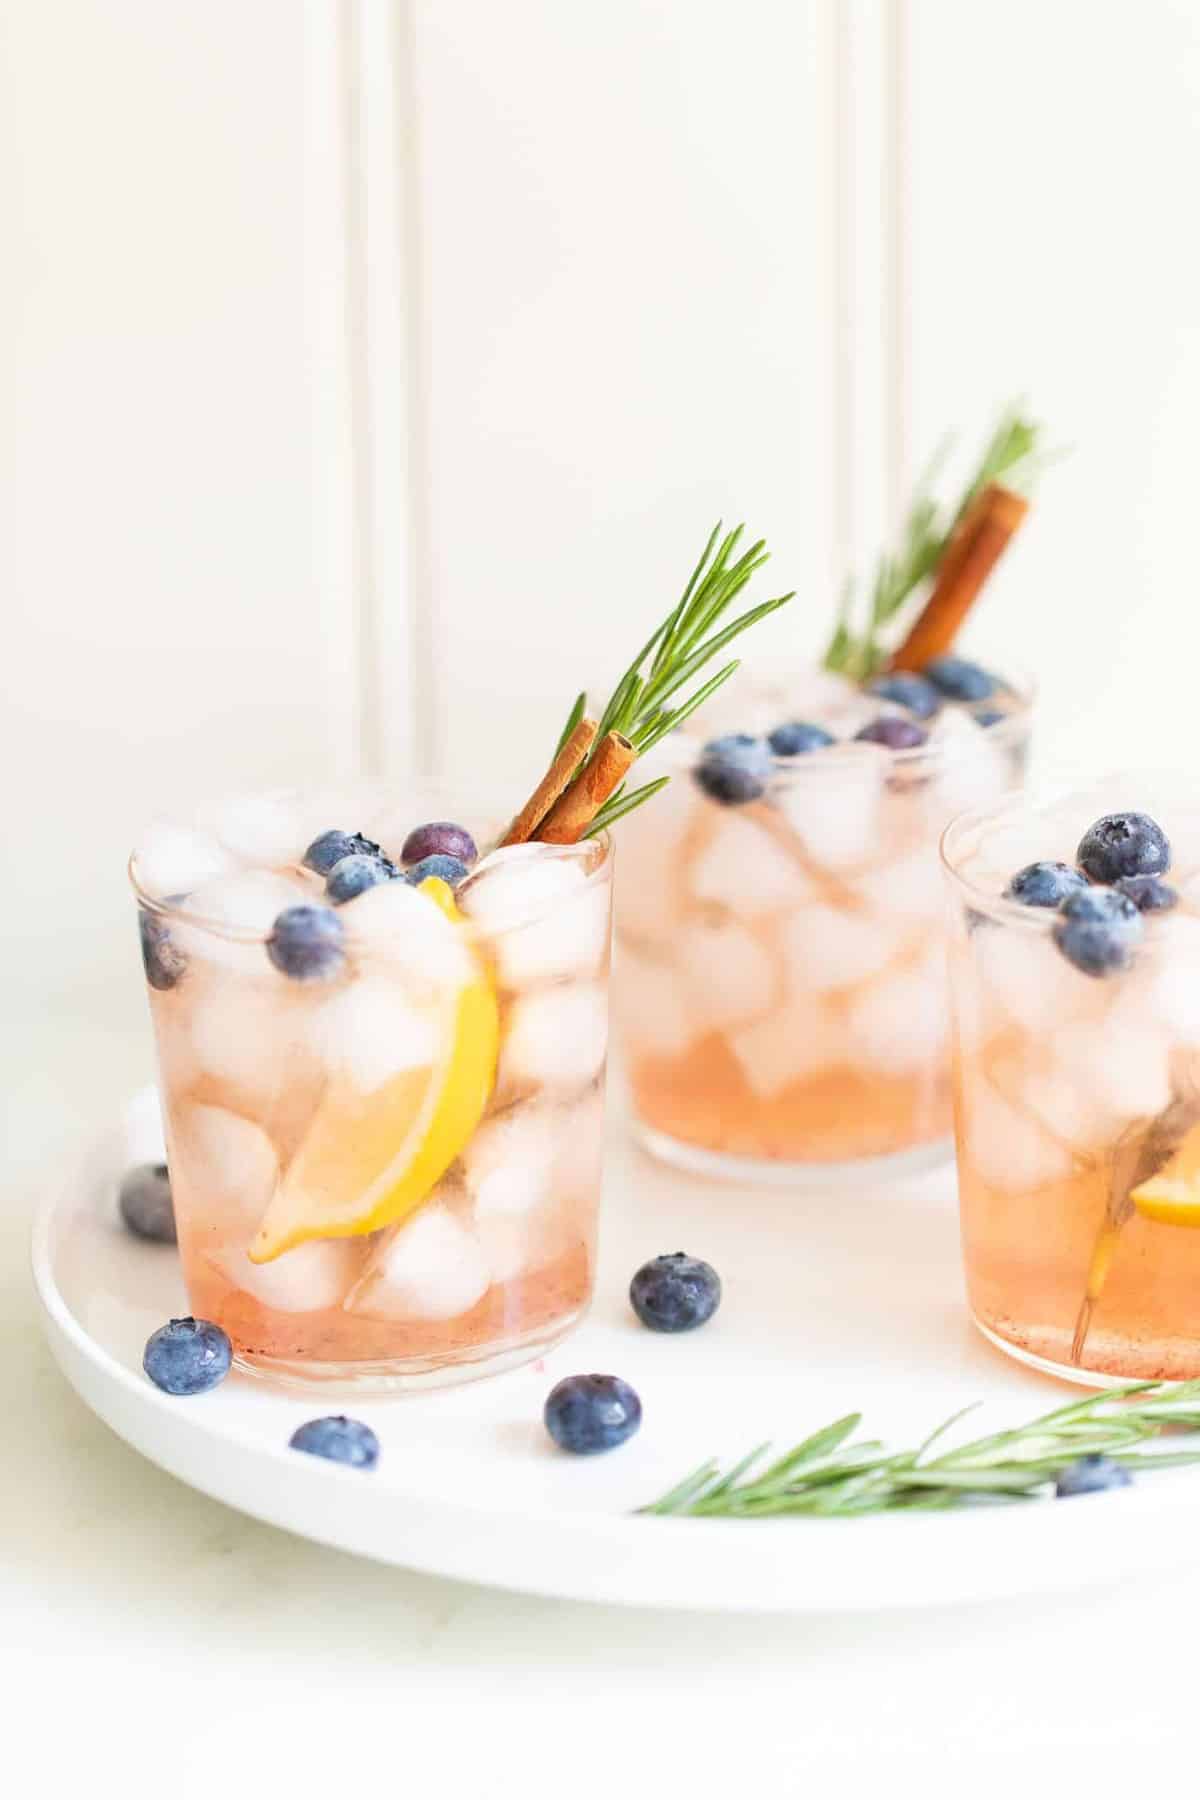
xmin=639 ymin=1381 xmax=1200 ymax=1519
xmin=823 ymin=402 xmax=1046 ymax=681
xmin=555 ymin=522 xmax=794 ymax=833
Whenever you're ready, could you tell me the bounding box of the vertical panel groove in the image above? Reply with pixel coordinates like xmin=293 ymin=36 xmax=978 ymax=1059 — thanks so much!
xmin=831 ymin=2 xmax=855 ymax=588
xmin=884 ymin=0 xmax=910 ymax=530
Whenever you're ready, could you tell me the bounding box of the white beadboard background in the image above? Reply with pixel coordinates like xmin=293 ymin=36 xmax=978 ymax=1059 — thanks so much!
xmin=6 ymin=0 xmax=1200 ymax=1026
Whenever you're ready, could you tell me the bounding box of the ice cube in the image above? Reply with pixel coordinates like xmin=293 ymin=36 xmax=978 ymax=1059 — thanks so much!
xmin=489 ymin=880 xmax=610 ymax=988
xmin=973 ymin=921 xmax=1101 ymax=1036
xmin=306 ymin=978 xmax=440 ymax=1092
xmin=686 ymin=811 xmax=810 ymax=914
xmin=924 ymin=709 xmax=1016 ymax=825
xmin=174 ymin=1102 xmax=280 ymax=1223
xmin=1050 ymin=1015 xmax=1174 ymax=1131
xmin=776 ymin=751 xmax=882 ymax=871
xmin=726 ymin=1000 xmax=846 ymax=1099
xmin=674 ymin=916 xmax=779 ymax=1032
xmin=344 ymin=1202 xmax=490 ymax=1320
xmin=177 ymin=870 xmax=315 ymax=973
xmin=134 ymin=823 xmax=237 ymax=900
xmin=612 ymin=945 xmax=696 ymax=1060
xmin=854 ymin=842 xmax=946 ymax=924
xmin=497 ymin=984 xmax=608 ymax=1094
xmin=340 ymin=877 xmax=471 ymax=988
xmin=843 ymin=952 xmax=948 ymax=1074
xmin=185 ymin=973 xmax=316 ymax=1117
xmin=1141 ymin=916 xmax=1200 ymax=1043
xmin=206 ymin=792 xmax=315 ymax=868
xmin=962 ymin=1080 xmax=1075 ymax=1192
xmin=615 ymin=772 xmax=706 ymax=946
xmin=210 ymin=1238 xmax=362 ymax=1313
xmin=778 ymin=902 xmax=897 ymax=994
xmin=459 ymin=850 xmax=588 ymax=942
xmin=460 ymin=1105 xmax=558 ymax=1216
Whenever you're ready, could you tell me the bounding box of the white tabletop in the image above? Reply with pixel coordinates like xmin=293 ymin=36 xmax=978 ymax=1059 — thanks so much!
xmin=4 ymin=1007 xmax=1196 ymax=1796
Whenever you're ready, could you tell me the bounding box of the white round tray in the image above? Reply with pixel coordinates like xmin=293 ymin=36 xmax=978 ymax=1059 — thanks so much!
xmin=32 ymin=1089 xmax=1200 ymax=1612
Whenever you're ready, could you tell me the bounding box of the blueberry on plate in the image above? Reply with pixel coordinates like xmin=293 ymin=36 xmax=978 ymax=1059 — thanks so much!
xmin=401 ymin=820 xmax=478 ymax=867
xmin=406 ymin=853 xmax=470 ymax=889
xmin=1115 ymin=873 xmax=1179 ymax=913
xmin=544 ymin=1374 xmax=642 ymax=1455
xmin=290 ymin=1416 xmax=380 ymax=1470
xmin=1053 ymin=886 xmax=1143 ymax=977
xmin=1004 ymin=861 xmax=1089 ymax=909
xmin=267 ymin=904 xmax=345 ymax=980
xmin=923 ymin=655 xmax=998 ymax=703
xmin=1054 ymin=1454 xmax=1133 ymax=1498
xmin=693 ymin=734 xmax=773 ymax=806
xmin=630 ymin=1252 xmax=721 ymax=1333
xmin=865 ymin=671 xmax=941 ymax=720
xmin=325 ymin=852 xmax=394 ymax=905
xmin=303 ymin=828 xmax=382 ymax=876
xmin=119 ymin=1163 xmax=176 ymax=1244
xmin=855 ymin=715 xmax=928 ymax=751
xmin=767 ymin=720 xmax=836 ymax=757
xmin=143 ymin=1317 xmax=232 ymax=1395
xmin=1077 ymin=812 xmax=1171 ymax=884
xmin=139 ymin=908 xmax=187 ymax=992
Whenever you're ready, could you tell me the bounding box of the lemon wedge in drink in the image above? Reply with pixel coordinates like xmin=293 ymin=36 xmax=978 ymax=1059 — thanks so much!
xmin=249 ymin=878 xmax=498 ymax=1262
xmin=1130 ymin=1123 xmax=1200 ymax=1228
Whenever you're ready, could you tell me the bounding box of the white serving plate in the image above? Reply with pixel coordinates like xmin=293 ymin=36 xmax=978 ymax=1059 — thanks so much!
xmin=32 ymin=1089 xmax=1200 ymax=1613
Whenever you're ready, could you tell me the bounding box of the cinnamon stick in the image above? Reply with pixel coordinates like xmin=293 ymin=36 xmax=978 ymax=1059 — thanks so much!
xmin=887 ymin=482 xmax=1029 ymax=672
xmin=498 ymin=717 xmax=599 ymax=846
xmin=536 ymin=731 xmax=637 ymax=844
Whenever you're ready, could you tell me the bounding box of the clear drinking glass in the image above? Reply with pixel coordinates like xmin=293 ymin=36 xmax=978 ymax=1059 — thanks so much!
xmin=943 ymin=774 xmax=1200 ymax=1385
xmin=614 ymin=671 xmax=1032 ymax=1179
xmin=130 ymin=785 xmax=611 ymax=1389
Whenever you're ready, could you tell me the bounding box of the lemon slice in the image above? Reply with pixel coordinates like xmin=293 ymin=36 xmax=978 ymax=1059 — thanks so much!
xmin=1131 ymin=1123 xmax=1200 ymax=1228
xmin=249 ymin=879 xmax=498 ymax=1261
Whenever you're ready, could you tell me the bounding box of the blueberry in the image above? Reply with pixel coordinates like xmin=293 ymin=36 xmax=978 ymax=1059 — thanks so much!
xmin=767 ymin=720 xmax=836 ymax=757
xmin=289 ymin=1415 xmax=380 ymax=1470
xmin=1053 ymin=886 xmax=1143 ymax=977
xmin=401 ymin=820 xmax=478 ymax=867
xmin=1054 ymin=1454 xmax=1133 ymax=1498
xmin=302 ymin=828 xmax=379 ymax=875
xmin=406 ymin=854 xmax=470 ymax=889
xmin=1004 ymin=861 xmax=1089 ymax=909
xmin=143 ymin=1317 xmax=232 ymax=1395
xmin=972 ymin=706 xmax=1008 ymax=729
xmin=139 ymin=908 xmax=187 ymax=992
xmin=630 ymin=1252 xmax=721 ymax=1333
xmin=266 ymin=904 xmax=345 ymax=980
xmin=923 ymin=655 xmax=998 ymax=703
xmin=119 ymin=1163 xmax=176 ymax=1244
xmin=693 ymin=734 xmax=773 ymax=806
xmin=865 ymin=672 xmax=941 ymax=719
xmin=855 ymin=715 xmax=928 ymax=751
xmin=1115 ymin=874 xmax=1179 ymax=914
xmin=1077 ymin=812 xmax=1171 ymax=885
xmin=325 ymin=853 xmax=394 ymax=905
xmin=543 ymin=1373 xmax=642 ymax=1455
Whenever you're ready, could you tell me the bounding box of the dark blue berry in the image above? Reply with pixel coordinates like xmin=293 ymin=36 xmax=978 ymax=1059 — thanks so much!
xmin=923 ymin=655 xmax=998 ymax=703
xmin=1077 ymin=812 xmax=1171 ymax=885
xmin=865 ymin=672 xmax=941 ymax=719
xmin=303 ymin=829 xmax=384 ymax=876
xmin=972 ymin=706 xmax=1007 ymax=729
xmin=767 ymin=720 xmax=836 ymax=757
xmin=266 ymin=905 xmax=345 ymax=980
xmin=406 ymin=854 xmax=470 ymax=888
xmin=139 ymin=908 xmax=187 ymax=992
xmin=1054 ymin=1454 xmax=1133 ymax=1498
xmin=401 ymin=821 xmax=478 ymax=867
xmin=289 ymin=1416 xmax=380 ymax=1470
xmin=1114 ymin=874 xmax=1179 ymax=914
xmin=119 ymin=1163 xmax=176 ymax=1244
xmin=1053 ymin=886 xmax=1143 ymax=977
xmin=855 ymin=715 xmax=928 ymax=751
xmin=325 ymin=853 xmax=394 ymax=905
xmin=1004 ymin=861 xmax=1089 ymax=909
xmin=693 ymin=734 xmax=773 ymax=806
xmin=630 ymin=1252 xmax=721 ymax=1333
xmin=143 ymin=1317 xmax=232 ymax=1395
xmin=544 ymin=1373 xmax=642 ymax=1455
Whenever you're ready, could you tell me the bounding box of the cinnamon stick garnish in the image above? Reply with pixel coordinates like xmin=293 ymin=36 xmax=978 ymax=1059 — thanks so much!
xmin=536 ymin=731 xmax=637 ymax=844
xmin=887 ymin=483 xmax=1029 ymax=672
xmin=499 ymin=717 xmax=599 ymax=846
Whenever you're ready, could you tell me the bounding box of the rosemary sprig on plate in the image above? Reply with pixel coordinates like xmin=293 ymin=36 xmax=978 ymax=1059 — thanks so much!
xmin=823 ymin=402 xmax=1046 ymax=681
xmin=639 ymin=1381 xmax=1200 ymax=1519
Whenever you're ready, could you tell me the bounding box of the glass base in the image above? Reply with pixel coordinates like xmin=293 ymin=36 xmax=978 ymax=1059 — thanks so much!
xmin=633 ymin=1122 xmax=954 ymax=1188
xmin=972 ymin=1315 xmax=1193 ymax=1390
xmin=232 ymin=1308 xmax=587 ymax=1395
